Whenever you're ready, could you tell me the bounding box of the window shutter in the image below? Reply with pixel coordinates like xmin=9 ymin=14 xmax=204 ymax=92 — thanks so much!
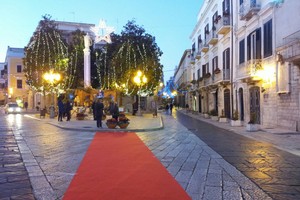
xmin=223 ymin=50 xmax=226 ymax=69
xmin=247 ymin=34 xmax=251 ymax=60
xmin=256 ymin=28 xmax=261 ymax=59
xmin=226 ymin=48 xmax=230 ymax=69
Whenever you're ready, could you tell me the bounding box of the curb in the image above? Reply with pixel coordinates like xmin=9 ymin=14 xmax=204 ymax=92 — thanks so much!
xmin=25 ymin=114 xmax=164 ymax=132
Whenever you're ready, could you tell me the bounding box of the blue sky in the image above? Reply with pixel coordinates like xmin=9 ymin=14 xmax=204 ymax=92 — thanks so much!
xmin=0 ymin=0 xmax=203 ymax=82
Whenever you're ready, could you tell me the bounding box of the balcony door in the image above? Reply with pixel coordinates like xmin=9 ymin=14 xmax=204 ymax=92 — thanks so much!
xmin=249 ymin=86 xmax=260 ymax=124
xmin=224 ymin=89 xmax=231 ymax=118
xmin=247 ymin=28 xmax=261 ymax=62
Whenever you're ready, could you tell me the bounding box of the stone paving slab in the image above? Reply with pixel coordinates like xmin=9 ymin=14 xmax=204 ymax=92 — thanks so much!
xmin=178 ymin=110 xmax=300 ymax=157
xmin=25 ymin=113 xmax=163 ymax=132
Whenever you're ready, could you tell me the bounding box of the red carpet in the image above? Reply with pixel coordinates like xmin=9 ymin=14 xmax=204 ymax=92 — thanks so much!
xmin=63 ymin=132 xmax=191 ymax=200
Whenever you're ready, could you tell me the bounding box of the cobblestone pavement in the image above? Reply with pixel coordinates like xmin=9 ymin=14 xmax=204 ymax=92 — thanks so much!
xmin=176 ymin=111 xmax=300 ymax=200
xmin=138 ymin=114 xmax=271 ymax=200
xmin=0 ymin=115 xmax=35 ymax=200
xmin=0 ymin=112 xmax=280 ymax=200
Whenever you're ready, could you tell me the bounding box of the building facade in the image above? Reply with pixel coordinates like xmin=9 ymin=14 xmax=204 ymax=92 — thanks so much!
xmin=4 ymin=47 xmax=28 ymax=106
xmin=173 ymin=49 xmax=192 ymax=108
xmin=180 ymin=0 xmax=300 ymax=130
xmin=189 ymin=0 xmax=233 ymax=117
xmin=235 ymin=0 xmax=300 ymax=130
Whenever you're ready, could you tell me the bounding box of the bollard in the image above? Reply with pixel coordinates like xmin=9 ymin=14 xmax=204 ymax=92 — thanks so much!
xmin=49 ymin=105 xmax=55 ymax=119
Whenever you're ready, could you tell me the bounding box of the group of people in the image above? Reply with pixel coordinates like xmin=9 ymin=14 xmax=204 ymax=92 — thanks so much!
xmin=57 ymin=99 xmax=73 ymax=122
xmin=92 ymin=98 xmax=119 ymax=128
xmin=165 ymin=103 xmax=174 ymax=115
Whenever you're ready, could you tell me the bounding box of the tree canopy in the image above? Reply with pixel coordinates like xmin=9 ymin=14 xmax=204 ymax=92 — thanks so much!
xmin=23 ymin=15 xmax=76 ymax=93
xmin=93 ymin=20 xmax=163 ymax=96
xmin=24 ymin=17 xmax=163 ymax=97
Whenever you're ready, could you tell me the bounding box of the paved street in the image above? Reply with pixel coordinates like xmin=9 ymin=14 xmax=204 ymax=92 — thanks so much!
xmin=176 ymin=111 xmax=300 ymax=200
xmin=0 ymin=109 xmax=300 ymax=199
xmin=0 ymin=115 xmax=35 ymax=200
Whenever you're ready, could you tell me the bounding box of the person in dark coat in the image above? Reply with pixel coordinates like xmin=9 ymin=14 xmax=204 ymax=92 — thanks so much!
xmin=108 ymin=101 xmax=119 ymax=121
xmin=169 ymin=103 xmax=173 ymax=114
xmin=95 ymin=98 xmax=104 ymax=128
xmin=57 ymin=99 xmax=64 ymax=122
xmin=91 ymin=99 xmax=96 ymax=120
xmin=65 ymin=100 xmax=72 ymax=121
xmin=132 ymin=101 xmax=138 ymax=115
xmin=24 ymin=102 xmax=28 ymax=111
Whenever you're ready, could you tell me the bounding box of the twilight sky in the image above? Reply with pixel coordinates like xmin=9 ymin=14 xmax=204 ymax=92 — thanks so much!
xmin=0 ymin=0 xmax=203 ymax=82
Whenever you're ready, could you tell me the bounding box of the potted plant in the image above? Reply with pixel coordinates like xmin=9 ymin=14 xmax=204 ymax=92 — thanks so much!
xmin=76 ymin=113 xmax=86 ymax=120
xmin=246 ymin=112 xmax=258 ymax=132
xmin=118 ymin=115 xmax=130 ymax=129
xmin=197 ymin=77 xmax=204 ymax=82
xmin=191 ymin=80 xmax=197 ymax=85
xmin=219 ymin=109 xmax=227 ymax=122
xmin=230 ymin=110 xmax=242 ymax=126
xmin=214 ymin=68 xmax=221 ymax=74
xmin=204 ymin=72 xmax=211 ymax=78
xmin=209 ymin=109 xmax=218 ymax=121
xmin=106 ymin=118 xmax=118 ymax=129
xmin=203 ymin=112 xmax=210 ymax=119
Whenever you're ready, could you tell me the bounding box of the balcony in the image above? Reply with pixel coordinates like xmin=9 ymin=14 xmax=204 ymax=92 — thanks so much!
xmin=198 ymin=78 xmax=204 ymax=88
xmin=207 ymin=30 xmax=218 ymax=45
xmin=277 ymin=30 xmax=300 ymax=65
xmin=190 ymin=58 xmax=196 ymax=64
xmin=199 ymin=41 xmax=209 ymax=53
xmin=195 ymin=51 xmax=201 ymax=59
xmin=239 ymin=0 xmax=261 ymax=21
xmin=236 ymin=59 xmax=263 ymax=81
xmin=212 ymin=69 xmax=230 ymax=85
xmin=216 ymin=15 xmax=231 ymax=35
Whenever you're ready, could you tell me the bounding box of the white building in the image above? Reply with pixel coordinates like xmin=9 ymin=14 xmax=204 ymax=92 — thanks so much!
xmin=173 ymin=49 xmax=192 ymax=108
xmin=182 ymin=0 xmax=300 ymax=130
xmin=235 ymin=0 xmax=300 ymax=130
xmin=189 ymin=0 xmax=233 ymax=117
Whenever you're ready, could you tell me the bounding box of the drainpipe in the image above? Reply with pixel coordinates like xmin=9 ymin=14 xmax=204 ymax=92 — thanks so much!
xmin=230 ymin=0 xmax=234 ymax=119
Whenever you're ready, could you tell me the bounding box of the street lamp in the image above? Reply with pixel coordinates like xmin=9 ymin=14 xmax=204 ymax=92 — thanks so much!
xmin=133 ymin=70 xmax=147 ymax=116
xmin=43 ymin=70 xmax=61 ymax=118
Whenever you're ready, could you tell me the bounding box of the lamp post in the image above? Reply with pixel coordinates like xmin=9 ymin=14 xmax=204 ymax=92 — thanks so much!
xmin=133 ymin=70 xmax=147 ymax=116
xmin=43 ymin=70 xmax=61 ymax=118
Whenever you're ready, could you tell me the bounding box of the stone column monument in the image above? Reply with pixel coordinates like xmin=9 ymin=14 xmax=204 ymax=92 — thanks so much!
xmin=83 ymin=33 xmax=92 ymax=88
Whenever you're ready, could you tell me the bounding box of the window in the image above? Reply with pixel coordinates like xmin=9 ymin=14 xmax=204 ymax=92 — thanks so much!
xmin=223 ymin=48 xmax=230 ymax=70
xmin=17 ymin=65 xmax=22 ymax=73
xmin=197 ymin=69 xmax=201 ymax=79
xmin=198 ymin=35 xmax=202 ymax=50
xmin=17 ymin=80 xmax=22 ymax=89
xmin=204 ymin=24 xmax=209 ymax=40
xmin=223 ymin=0 xmax=230 ymax=15
xmin=239 ymin=39 xmax=245 ymax=64
xmin=202 ymin=64 xmax=206 ymax=76
xmin=247 ymin=28 xmax=261 ymax=61
xmin=212 ymin=56 xmax=218 ymax=71
xmin=263 ymin=19 xmax=273 ymax=58
xmin=240 ymin=0 xmax=243 ymax=5
xmin=212 ymin=11 xmax=218 ymax=26
xmin=193 ymin=73 xmax=195 ymax=80
xmin=192 ymin=43 xmax=196 ymax=57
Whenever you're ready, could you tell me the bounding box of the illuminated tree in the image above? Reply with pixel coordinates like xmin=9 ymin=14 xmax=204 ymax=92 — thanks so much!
xmin=93 ymin=20 xmax=163 ymax=95
xmin=23 ymin=15 xmax=76 ymax=93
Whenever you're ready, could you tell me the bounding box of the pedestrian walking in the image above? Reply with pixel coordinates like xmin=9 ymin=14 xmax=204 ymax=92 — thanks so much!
xmin=95 ymin=97 xmax=104 ymax=128
xmin=24 ymin=102 xmax=28 ymax=111
xmin=165 ymin=104 xmax=169 ymax=114
xmin=57 ymin=98 xmax=64 ymax=122
xmin=169 ymin=103 xmax=173 ymax=114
